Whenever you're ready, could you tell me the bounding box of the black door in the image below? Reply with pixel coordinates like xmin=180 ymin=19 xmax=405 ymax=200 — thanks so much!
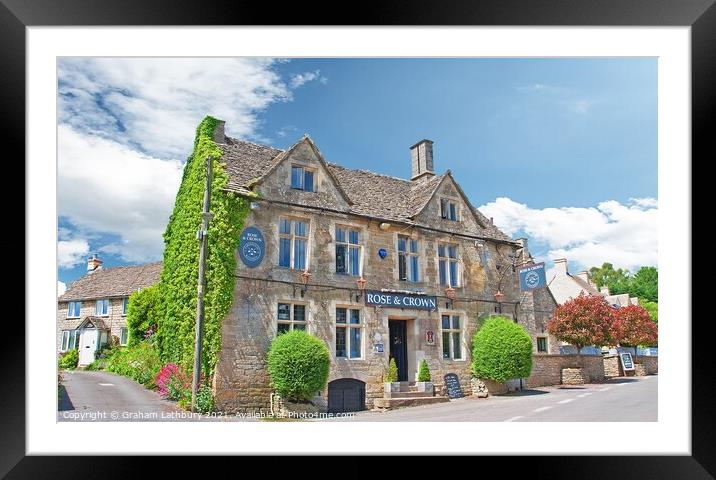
xmin=389 ymin=320 xmax=408 ymax=381
xmin=327 ymin=378 xmax=365 ymax=414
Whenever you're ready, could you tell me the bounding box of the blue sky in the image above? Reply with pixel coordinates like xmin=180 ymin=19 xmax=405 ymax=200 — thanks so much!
xmin=57 ymin=58 xmax=657 ymax=291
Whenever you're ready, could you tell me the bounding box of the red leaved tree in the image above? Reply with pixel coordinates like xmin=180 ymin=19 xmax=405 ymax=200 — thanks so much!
xmin=612 ymin=304 xmax=658 ymax=348
xmin=547 ymin=293 xmax=615 ymax=355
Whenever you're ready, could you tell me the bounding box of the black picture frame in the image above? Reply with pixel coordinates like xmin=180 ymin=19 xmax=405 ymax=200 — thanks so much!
xmin=5 ymin=0 xmax=709 ymax=476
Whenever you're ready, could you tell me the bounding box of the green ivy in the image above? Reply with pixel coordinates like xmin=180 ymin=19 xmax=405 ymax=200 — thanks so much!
xmin=126 ymin=284 xmax=159 ymax=346
xmin=157 ymin=116 xmax=250 ymax=378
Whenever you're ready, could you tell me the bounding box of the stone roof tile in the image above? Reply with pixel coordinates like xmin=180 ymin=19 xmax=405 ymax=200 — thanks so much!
xmin=59 ymin=262 xmax=162 ymax=302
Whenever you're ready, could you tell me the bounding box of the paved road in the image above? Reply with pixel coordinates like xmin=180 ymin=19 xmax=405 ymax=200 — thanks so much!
xmin=320 ymin=375 xmax=658 ymax=422
xmin=58 ymin=370 xmax=196 ymax=422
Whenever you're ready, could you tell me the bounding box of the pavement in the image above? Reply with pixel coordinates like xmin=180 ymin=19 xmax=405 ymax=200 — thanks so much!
xmin=319 ymin=375 xmax=658 ymax=422
xmin=58 ymin=370 xmax=657 ymax=422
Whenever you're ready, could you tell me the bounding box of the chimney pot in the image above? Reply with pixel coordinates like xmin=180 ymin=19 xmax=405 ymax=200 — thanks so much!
xmin=410 ymin=139 xmax=435 ymax=181
xmin=87 ymin=254 xmax=103 ymax=273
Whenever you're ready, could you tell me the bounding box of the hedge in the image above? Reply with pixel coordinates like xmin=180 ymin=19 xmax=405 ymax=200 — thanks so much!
xmin=471 ymin=316 xmax=533 ymax=383
xmin=267 ymin=330 xmax=330 ymax=402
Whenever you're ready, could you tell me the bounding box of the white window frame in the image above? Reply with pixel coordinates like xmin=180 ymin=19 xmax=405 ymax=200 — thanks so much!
xmin=67 ymin=301 xmax=81 ymax=318
xmin=397 ymin=235 xmax=420 ymax=282
xmin=276 ymin=301 xmax=308 ymax=335
xmin=437 ymin=243 xmax=461 ymax=287
xmin=441 ymin=313 xmax=464 ymax=360
xmin=440 ymin=197 xmax=460 ymax=221
xmin=96 ymin=298 xmax=110 ymax=316
xmin=120 ymin=327 xmax=129 ymax=346
xmin=335 ymin=225 xmax=363 ymax=277
xmin=60 ymin=329 xmax=79 ymax=352
xmin=278 ymin=217 xmax=310 ymax=270
xmin=290 ymin=164 xmax=317 ymax=192
xmin=335 ymin=306 xmax=363 ymax=359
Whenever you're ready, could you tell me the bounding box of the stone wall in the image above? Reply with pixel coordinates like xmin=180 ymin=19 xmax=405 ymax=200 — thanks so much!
xmin=603 ymin=354 xmax=658 ymax=378
xmin=526 ymin=354 xmax=605 ymax=387
xmin=57 ymin=297 xmax=129 ymax=353
xmin=636 ymin=356 xmax=658 ymax=375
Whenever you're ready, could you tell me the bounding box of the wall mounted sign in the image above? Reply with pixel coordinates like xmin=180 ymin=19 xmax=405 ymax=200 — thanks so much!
xmin=378 ymin=248 xmax=388 ymax=259
xmin=373 ymin=343 xmax=384 ymax=353
xmin=518 ymin=262 xmax=547 ymax=291
xmin=425 ymin=330 xmax=435 ymax=345
xmin=619 ymin=352 xmax=635 ymax=371
xmin=443 ymin=373 xmax=464 ymax=399
xmin=238 ymin=226 xmax=265 ymax=268
xmin=365 ymin=291 xmax=437 ymax=310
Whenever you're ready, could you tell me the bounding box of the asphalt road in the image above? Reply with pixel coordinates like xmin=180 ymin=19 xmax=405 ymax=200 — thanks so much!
xmin=322 ymin=375 xmax=658 ymax=422
xmin=58 ymin=370 xmax=657 ymax=422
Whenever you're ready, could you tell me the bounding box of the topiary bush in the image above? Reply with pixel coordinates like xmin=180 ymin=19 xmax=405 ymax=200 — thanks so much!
xmin=385 ymin=358 xmax=399 ymax=383
xmin=267 ymin=330 xmax=330 ymax=402
xmin=58 ymin=349 xmax=79 ymax=370
xmin=417 ymin=359 xmax=431 ymax=382
xmin=471 ymin=316 xmax=533 ymax=383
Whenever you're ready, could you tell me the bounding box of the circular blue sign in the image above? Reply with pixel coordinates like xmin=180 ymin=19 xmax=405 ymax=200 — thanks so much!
xmin=525 ymin=271 xmax=540 ymax=288
xmin=239 ymin=226 xmax=265 ymax=268
xmin=378 ymin=248 xmax=388 ymax=259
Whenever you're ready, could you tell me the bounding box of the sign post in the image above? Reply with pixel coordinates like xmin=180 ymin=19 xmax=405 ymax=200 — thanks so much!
xmin=518 ymin=262 xmax=547 ymax=291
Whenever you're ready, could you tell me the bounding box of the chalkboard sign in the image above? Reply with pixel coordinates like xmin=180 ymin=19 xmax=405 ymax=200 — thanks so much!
xmin=444 ymin=373 xmax=464 ymax=399
xmin=620 ymin=352 xmax=635 ymax=371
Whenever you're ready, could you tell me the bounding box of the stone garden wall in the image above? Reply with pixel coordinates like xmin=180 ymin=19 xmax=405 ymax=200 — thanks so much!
xmin=526 ymin=354 xmax=605 ymax=387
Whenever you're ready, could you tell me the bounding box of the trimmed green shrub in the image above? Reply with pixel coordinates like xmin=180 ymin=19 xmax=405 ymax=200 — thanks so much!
xmin=386 ymin=358 xmax=399 ymax=383
xmin=471 ymin=316 xmax=533 ymax=383
xmin=157 ymin=116 xmax=251 ymax=378
xmin=126 ymin=285 xmax=160 ymax=346
xmin=104 ymin=341 xmax=162 ymax=388
xmin=267 ymin=330 xmax=330 ymax=402
xmin=58 ymin=349 xmax=79 ymax=370
xmin=417 ymin=359 xmax=431 ymax=382
xmin=196 ymin=384 xmax=215 ymax=413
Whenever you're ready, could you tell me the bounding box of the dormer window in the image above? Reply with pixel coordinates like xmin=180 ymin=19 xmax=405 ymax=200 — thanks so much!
xmin=291 ymin=165 xmax=315 ymax=192
xmin=440 ymin=198 xmax=458 ymax=221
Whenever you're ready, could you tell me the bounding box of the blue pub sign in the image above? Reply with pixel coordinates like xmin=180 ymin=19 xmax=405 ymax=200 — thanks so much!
xmin=365 ymin=291 xmax=437 ymax=310
xmin=238 ymin=226 xmax=265 ymax=268
xmin=518 ymin=262 xmax=547 ymax=291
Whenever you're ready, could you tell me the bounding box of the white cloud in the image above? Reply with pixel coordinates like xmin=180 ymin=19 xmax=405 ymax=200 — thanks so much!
xmin=58 ymin=58 xmax=292 ymax=159
xmin=478 ymin=197 xmax=657 ymax=272
xmin=289 ymin=70 xmax=327 ymax=89
xmin=58 ymin=125 xmax=183 ymax=262
xmin=58 ymin=281 xmax=67 ymax=297
xmin=58 ymin=237 xmax=90 ymax=268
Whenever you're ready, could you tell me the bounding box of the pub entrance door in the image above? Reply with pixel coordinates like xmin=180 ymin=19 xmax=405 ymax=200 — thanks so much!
xmin=388 ymin=319 xmax=408 ymax=381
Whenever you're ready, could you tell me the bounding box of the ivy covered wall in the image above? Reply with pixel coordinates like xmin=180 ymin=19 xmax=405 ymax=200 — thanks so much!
xmin=157 ymin=116 xmax=250 ymax=378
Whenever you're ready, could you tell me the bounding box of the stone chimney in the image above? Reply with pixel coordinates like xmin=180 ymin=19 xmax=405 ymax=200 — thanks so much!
xmin=87 ymin=254 xmax=103 ymax=273
xmin=410 ymin=139 xmax=435 ymax=181
xmin=576 ymin=271 xmax=591 ymax=284
xmin=600 ymin=286 xmax=611 ymax=295
xmin=212 ymin=119 xmax=226 ymax=144
xmin=554 ymin=258 xmax=568 ymax=275
xmin=516 ymin=238 xmax=531 ymax=264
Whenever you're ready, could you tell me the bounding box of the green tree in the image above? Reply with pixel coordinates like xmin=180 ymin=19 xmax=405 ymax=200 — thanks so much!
xmin=267 ymin=330 xmax=330 ymax=402
xmin=641 ymin=300 xmax=658 ymax=323
xmin=588 ymin=262 xmax=632 ymax=294
xmin=471 ymin=316 xmax=533 ymax=383
xmin=385 ymin=358 xmax=399 ymax=383
xmin=126 ymin=285 xmax=160 ymax=346
xmin=631 ymin=267 xmax=658 ymax=302
xmin=417 ymin=359 xmax=431 ymax=382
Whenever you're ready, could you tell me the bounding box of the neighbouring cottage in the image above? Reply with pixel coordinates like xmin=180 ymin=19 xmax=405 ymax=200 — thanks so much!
xmin=56 ymin=256 xmax=161 ymax=366
xmin=191 ymin=119 xmax=559 ymax=414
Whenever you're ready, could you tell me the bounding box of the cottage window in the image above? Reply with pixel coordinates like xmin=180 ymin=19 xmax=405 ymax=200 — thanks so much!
xmin=96 ymin=298 xmax=110 ymax=316
xmin=335 ymin=226 xmax=362 ymax=276
xmin=61 ymin=329 xmax=79 ymax=352
xmin=440 ymin=198 xmax=458 ymax=221
xmin=441 ymin=315 xmax=463 ymax=360
xmin=398 ymin=236 xmax=419 ymax=282
xmin=291 ymin=165 xmax=315 ymax=192
xmin=438 ymin=243 xmax=460 ymax=287
xmin=279 ymin=218 xmax=308 ymax=270
xmin=277 ymin=302 xmax=307 ymax=335
xmin=120 ymin=327 xmax=128 ymax=346
xmin=67 ymin=301 xmax=81 ymax=318
xmin=537 ymin=336 xmax=548 ymax=353
xmin=335 ymin=307 xmax=362 ymax=359
xmin=122 ymin=297 xmax=129 ymax=316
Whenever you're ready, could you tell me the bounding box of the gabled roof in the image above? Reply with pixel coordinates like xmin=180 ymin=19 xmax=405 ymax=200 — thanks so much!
xmin=410 ymin=171 xmax=487 ymax=229
xmin=59 ymin=262 xmax=162 ymax=302
xmin=219 ymin=135 xmax=516 ymax=243
xmin=75 ymin=316 xmax=110 ymax=330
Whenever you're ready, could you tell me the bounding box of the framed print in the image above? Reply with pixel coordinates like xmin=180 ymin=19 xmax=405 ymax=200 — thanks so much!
xmin=5 ymin=0 xmax=712 ymax=475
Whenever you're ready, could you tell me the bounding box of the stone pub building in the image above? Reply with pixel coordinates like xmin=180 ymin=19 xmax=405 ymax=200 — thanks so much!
xmin=212 ymin=120 xmax=558 ymax=414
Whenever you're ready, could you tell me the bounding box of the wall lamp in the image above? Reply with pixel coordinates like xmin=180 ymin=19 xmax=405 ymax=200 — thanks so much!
xmin=300 ymin=270 xmax=312 ymax=298
xmin=356 ymin=276 xmax=367 ymax=302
